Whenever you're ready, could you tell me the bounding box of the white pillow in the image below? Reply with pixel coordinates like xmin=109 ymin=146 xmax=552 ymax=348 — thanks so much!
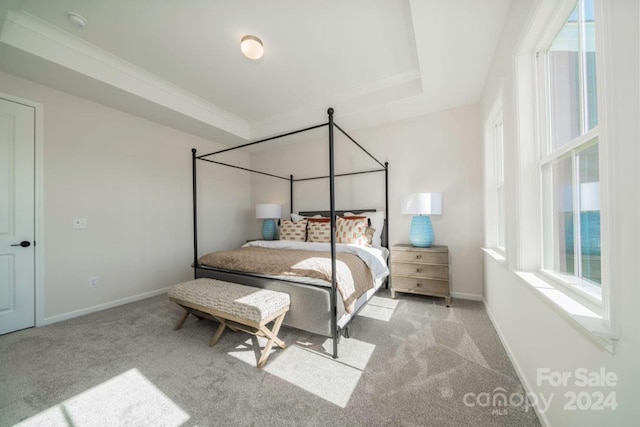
xmin=291 ymin=213 xmax=323 ymax=222
xmin=344 ymin=211 xmax=385 ymax=247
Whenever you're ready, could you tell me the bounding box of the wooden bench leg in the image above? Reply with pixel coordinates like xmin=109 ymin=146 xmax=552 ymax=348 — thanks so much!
xmin=209 ymin=322 xmax=227 ymax=347
xmin=257 ymin=312 xmax=287 ymax=368
xmin=174 ymin=309 xmax=190 ymax=330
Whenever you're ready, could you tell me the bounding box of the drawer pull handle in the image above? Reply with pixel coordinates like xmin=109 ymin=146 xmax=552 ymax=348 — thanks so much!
xmin=416 ymin=268 xmax=423 ymax=273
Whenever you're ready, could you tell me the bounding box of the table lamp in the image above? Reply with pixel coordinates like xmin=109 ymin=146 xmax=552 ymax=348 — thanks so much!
xmin=401 ymin=193 xmax=442 ymax=247
xmin=256 ymin=204 xmax=282 ymax=240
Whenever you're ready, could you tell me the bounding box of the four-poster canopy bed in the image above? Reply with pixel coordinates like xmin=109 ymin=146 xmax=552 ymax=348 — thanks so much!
xmin=190 ymin=108 xmax=389 ymax=359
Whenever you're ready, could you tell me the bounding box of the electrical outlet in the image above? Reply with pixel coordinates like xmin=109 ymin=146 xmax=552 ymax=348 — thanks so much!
xmin=73 ymin=218 xmax=88 ymax=229
xmin=89 ymin=276 xmax=99 ymax=288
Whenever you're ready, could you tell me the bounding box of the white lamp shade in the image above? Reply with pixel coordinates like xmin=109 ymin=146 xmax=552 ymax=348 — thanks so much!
xmin=401 ymin=193 xmax=442 ymax=215
xmin=256 ymin=203 xmax=281 ymax=219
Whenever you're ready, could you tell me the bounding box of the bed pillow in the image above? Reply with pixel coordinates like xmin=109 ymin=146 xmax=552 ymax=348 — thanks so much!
xmin=307 ymin=219 xmax=332 ymax=242
xmin=338 ymin=215 xmax=369 ymax=224
xmin=279 ymin=219 xmax=307 ymax=241
xmin=338 ymin=215 xmax=372 ymax=244
xmin=344 ymin=211 xmax=385 ymax=247
xmin=291 ymin=213 xmax=323 ymax=222
xmin=336 ymin=216 xmax=370 ymax=246
xmin=365 ymin=227 xmax=376 ymax=246
xmin=307 ymin=217 xmax=331 ymax=223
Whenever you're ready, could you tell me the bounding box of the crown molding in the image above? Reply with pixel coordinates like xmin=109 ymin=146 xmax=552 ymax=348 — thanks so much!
xmin=0 ymin=9 xmax=438 ymax=145
xmin=0 ymin=0 xmax=19 ymax=36
xmin=1 ymin=10 xmax=250 ymax=139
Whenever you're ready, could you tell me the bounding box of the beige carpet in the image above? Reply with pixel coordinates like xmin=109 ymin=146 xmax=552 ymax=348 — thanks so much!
xmin=0 ymin=290 xmax=541 ymax=427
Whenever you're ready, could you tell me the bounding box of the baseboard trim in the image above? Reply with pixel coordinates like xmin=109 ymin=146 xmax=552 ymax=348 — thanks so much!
xmin=450 ymin=291 xmax=483 ymax=301
xmin=483 ymin=298 xmax=552 ymax=427
xmin=43 ymin=287 xmax=170 ymax=325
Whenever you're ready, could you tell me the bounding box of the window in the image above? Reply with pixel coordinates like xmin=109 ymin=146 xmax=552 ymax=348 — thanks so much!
xmin=483 ymin=92 xmax=506 ymax=259
xmin=494 ymin=115 xmax=506 ymax=251
xmin=512 ymin=0 xmax=615 ymax=350
xmin=538 ymin=0 xmax=602 ymax=300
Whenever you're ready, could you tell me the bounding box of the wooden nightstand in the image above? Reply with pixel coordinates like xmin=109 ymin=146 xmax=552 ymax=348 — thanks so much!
xmin=390 ymin=244 xmax=450 ymax=306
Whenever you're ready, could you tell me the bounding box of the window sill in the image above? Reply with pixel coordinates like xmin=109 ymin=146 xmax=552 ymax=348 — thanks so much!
xmin=481 ymin=247 xmax=508 ymax=266
xmin=538 ymin=269 xmax=603 ymax=306
xmin=513 ymin=271 xmax=618 ymax=354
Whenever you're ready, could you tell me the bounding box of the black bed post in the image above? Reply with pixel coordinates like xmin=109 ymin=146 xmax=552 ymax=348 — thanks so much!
xmin=384 ymin=162 xmax=389 ymax=244
xmin=192 ymin=148 xmax=199 ymax=279
xmin=290 ymin=174 xmax=294 ymax=215
xmin=328 ymin=108 xmax=339 ymax=359
xmin=384 ymin=162 xmax=390 ymax=288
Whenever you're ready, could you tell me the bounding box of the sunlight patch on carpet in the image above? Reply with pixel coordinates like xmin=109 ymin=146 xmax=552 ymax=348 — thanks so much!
xmin=358 ymin=295 xmax=399 ymax=322
xmin=15 ymin=369 xmax=190 ymax=427
xmin=228 ymin=337 xmax=375 ymax=407
xmin=454 ymin=331 xmax=490 ymax=368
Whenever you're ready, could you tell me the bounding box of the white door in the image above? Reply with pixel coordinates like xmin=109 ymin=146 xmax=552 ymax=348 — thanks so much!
xmin=0 ymin=97 xmax=35 ymax=335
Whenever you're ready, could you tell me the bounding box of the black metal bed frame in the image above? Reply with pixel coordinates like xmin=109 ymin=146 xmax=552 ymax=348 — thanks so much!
xmin=191 ymin=108 xmax=389 ymax=359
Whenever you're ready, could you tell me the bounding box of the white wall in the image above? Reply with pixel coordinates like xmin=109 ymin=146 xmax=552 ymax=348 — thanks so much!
xmin=250 ymin=104 xmax=484 ymax=298
xmin=481 ymin=1 xmax=639 ymax=426
xmin=0 ymin=71 xmax=251 ymax=321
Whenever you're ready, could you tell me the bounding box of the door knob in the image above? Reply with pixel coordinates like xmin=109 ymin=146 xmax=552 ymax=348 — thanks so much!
xmin=10 ymin=241 xmax=31 ymax=248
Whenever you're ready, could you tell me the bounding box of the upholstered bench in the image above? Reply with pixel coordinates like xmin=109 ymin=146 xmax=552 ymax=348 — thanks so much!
xmin=168 ymin=278 xmax=290 ymax=368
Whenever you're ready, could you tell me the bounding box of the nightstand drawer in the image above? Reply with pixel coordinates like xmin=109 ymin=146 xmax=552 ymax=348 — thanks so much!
xmin=391 ymin=250 xmax=448 ymax=265
xmin=391 ymin=262 xmax=448 ymax=280
xmin=391 ymin=244 xmax=451 ymax=306
xmin=392 ymin=276 xmax=449 ymax=297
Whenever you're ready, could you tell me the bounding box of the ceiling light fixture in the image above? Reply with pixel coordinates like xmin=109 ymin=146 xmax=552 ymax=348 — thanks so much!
xmin=240 ymin=35 xmax=264 ymax=60
xmin=67 ymin=12 xmax=87 ymax=29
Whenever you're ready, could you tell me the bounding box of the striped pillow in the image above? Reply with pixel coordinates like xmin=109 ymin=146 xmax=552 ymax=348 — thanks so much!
xmin=279 ymin=219 xmax=307 ymax=241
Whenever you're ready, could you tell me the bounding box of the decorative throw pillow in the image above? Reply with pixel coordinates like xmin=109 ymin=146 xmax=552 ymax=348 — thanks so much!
xmin=307 ymin=220 xmax=332 ymax=242
xmin=365 ymin=227 xmax=376 ymax=246
xmin=339 ymin=215 xmax=369 ymax=224
xmin=344 ymin=211 xmax=385 ymax=247
xmin=279 ymin=219 xmax=307 ymax=241
xmin=336 ymin=216 xmax=370 ymax=246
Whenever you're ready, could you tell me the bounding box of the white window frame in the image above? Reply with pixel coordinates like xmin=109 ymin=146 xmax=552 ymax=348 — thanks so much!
xmin=482 ymin=89 xmax=507 ymax=263
xmin=535 ymin=0 xmax=602 ymax=305
xmin=513 ymin=0 xmax=617 ymax=352
xmin=494 ymin=114 xmax=506 ymax=253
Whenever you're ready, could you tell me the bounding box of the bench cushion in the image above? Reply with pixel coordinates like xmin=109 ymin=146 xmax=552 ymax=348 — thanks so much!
xmin=168 ymin=278 xmax=290 ymax=323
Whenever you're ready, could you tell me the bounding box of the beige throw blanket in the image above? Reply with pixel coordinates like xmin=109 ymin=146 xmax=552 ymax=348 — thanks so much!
xmin=198 ymin=247 xmax=374 ymax=313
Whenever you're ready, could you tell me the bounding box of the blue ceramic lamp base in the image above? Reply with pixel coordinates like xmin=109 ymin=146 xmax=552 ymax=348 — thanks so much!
xmin=410 ymin=215 xmax=434 ymax=247
xmin=262 ymin=219 xmax=277 ymax=240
